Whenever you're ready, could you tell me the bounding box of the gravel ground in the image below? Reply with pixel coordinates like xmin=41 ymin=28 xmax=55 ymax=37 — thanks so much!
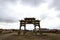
xmin=1 ymin=32 xmax=60 ymax=40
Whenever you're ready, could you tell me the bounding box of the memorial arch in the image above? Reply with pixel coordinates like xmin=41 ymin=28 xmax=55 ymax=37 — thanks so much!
xmin=18 ymin=18 xmax=42 ymax=35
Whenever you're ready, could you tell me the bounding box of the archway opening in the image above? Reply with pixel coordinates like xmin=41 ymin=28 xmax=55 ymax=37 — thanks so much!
xmin=36 ymin=26 xmax=39 ymax=30
xmin=26 ymin=24 xmax=34 ymax=30
xmin=21 ymin=26 xmax=24 ymax=30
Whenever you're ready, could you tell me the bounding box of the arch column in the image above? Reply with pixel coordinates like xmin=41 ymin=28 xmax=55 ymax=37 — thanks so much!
xmin=18 ymin=25 xmax=21 ymax=35
xmin=23 ymin=25 xmax=26 ymax=35
xmin=34 ymin=25 xmax=37 ymax=35
xmin=39 ymin=24 xmax=42 ymax=35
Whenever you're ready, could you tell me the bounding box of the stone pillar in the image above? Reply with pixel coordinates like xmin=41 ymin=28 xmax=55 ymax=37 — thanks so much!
xmin=34 ymin=25 xmax=37 ymax=35
xmin=23 ymin=25 xmax=26 ymax=35
xmin=18 ymin=25 xmax=21 ymax=35
xmin=39 ymin=24 xmax=42 ymax=35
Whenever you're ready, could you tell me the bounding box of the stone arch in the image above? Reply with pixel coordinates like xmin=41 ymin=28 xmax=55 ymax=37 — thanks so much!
xmin=18 ymin=18 xmax=42 ymax=35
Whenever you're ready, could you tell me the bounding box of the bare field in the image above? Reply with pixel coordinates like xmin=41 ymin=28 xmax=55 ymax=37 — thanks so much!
xmin=0 ymin=32 xmax=60 ymax=40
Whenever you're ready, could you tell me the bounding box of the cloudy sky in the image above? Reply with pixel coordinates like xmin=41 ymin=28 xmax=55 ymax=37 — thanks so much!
xmin=0 ymin=0 xmax=60 ymax=30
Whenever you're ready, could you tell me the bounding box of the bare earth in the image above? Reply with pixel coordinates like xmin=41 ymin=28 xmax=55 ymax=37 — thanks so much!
xmin=0 ymin=32 xmax=60 ymax=40
xmin=0 ymin=33 xmax=16 ymax=40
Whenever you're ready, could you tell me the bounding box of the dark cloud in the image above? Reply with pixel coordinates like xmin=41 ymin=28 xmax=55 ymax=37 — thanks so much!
xmin=20 ymin=0 xmax=45 ymax=6
xmin=0 ymin=17 xmax=18 ymax=23
xmin=49 ymin=0 xmax=60 ymax=18
xmin=50 ymin=0 xmax=60 ymax=10
xmin=0 ymin=0 xmax=18 ymax=23
xmin=0 ymin=0 xmax=45 ymax=23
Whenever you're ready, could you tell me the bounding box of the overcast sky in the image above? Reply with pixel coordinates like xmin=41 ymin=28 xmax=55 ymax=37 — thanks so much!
xmin=0 ymin=0 xmax=60 ymax=30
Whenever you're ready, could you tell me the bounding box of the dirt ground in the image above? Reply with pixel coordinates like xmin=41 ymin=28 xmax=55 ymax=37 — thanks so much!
xmin=0 ymin=32 xmax=60 ymax=40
